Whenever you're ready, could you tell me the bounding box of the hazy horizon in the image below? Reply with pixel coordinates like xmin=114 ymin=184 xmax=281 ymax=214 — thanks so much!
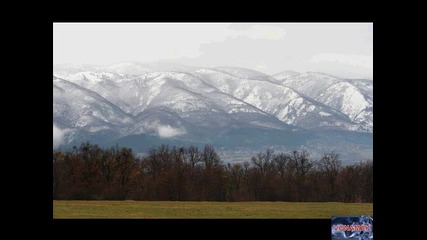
xmin=54 ymin=60 xmax=372 ymax=80
xmin=53 ymin=23 xmax=373 ymax=79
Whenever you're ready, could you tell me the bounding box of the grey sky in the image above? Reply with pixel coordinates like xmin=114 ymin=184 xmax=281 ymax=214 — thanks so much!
xmin=54 ymin=23 xmax=373 ymax=79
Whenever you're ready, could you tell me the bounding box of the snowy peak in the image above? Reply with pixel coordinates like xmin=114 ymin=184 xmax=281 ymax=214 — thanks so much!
xmin=53 ymin=62 xmax=373 ymax=135
xmin=53 ymin=77 xmax=133 ymax=134
xmin=53 ymin=63 xmax=373 ymax=162
xmin=273 ymin=70 xmax=301 ymax=80
xmin=193 ymin=68 xmax=358 ymax=131
xmin=275 ymin=71 xmax=373 ymax=132
xmin=53 ymin=63 xmax=373 ymax=133
xmin=105 ymin=62 xmax=151 ymax=75
xmin=214 ymin=66 xmax=276 ymax=80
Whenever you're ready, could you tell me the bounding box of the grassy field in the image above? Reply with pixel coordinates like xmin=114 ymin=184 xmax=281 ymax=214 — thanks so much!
xmin=53 ymin=200 xmax=372 ymax=219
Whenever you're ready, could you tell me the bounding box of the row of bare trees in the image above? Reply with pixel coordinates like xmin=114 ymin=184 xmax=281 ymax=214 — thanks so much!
xmin=53 ymin=142 xmax=372 ymax=202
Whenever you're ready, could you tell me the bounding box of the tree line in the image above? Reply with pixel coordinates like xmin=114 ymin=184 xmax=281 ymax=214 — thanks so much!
xmin=53 ymin=142 xmax=372 ymax=202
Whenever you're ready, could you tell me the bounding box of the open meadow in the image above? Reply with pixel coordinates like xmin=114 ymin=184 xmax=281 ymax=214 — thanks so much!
xmin=53 ymin=201 xmax=373 ymax=219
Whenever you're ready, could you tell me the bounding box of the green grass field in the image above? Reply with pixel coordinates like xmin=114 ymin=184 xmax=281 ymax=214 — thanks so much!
xmin=53 ymin=201 xmax=372 ymax=219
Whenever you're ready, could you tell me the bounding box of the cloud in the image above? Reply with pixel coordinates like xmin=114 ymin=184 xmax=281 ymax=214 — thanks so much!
xmin=238 ymin=25 xmax=286 ymax=40
xmin=54 ymin=23 xmax=371 ymax=78
xmin=198 ymin=25 xmax=286 ymax=45
xmin=255 ymin=62 xmax=268 ymax=72
xmin=309 ymin=53 xmax=373 ymax=70
xmin=141 ymin=120 xmax=186 ymax=138
xmin=157 ymin=125 xmax=186 ymax=138
xmin=53 ymin=123 xmax=71 ymax=147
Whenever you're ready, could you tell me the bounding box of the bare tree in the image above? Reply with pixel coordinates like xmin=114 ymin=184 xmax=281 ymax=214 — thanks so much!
xmin=359 ymin=160 xmax=373 ymax=202
xmin=318 ymin=152 xmax=342 ymax=201
xmin=202 ymin=144 xmax=221 ymax=170
xmin=184 ymin=145 xmax=202 ymax=168
xmin=226 ymin=163 xmax=245 ymax=201
xmin=273 ymin=153 xmax=290 ymax=179
xmin=251 ymin=149 xmax=274 ymax=176
xmin=288 ymin=150 xmax=314 ymax=201
xmin=53 ymin=143 xmax=372 ymax=203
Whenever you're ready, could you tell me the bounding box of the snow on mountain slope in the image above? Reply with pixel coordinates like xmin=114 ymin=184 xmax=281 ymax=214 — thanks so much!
xmin=273 ymin=70 xmax=301 ymax=80
xmin=213 ymin=66 xmax=281 ymax=84
xmin=104 ymin=62 xmax=151 ymax=75
xmin=53 ymin=71 xmax=144 ymax=114
xmin=194 ymin=67 xmax=358 ymax=131
xmin=129 ymin=71 xmax=290 ymax=132
xmin=101 ymin=61 xmax=198 ymax=75
xmin=274 ymin=71 xmax=373 ymax=132
xmin=53 ymin=76 xmax=134 ymax=140
xmin=53 ymin=65 xmax=372 ymax=133
xmin=346 ymin=78 xmax=373 ymax=97
xmin=53 ymin=69 xmax=294 ymax=142
xmin=53 ymin=63 xmax=373 ymax=162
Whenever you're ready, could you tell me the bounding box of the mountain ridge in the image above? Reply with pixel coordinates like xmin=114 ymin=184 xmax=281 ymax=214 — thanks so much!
xmin=53 ymin=62 xmax=373 ymax=163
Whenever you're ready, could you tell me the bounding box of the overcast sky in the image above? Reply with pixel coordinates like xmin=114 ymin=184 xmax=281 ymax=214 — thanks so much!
xmin=53 ymin=23 xmax=373 ymax=79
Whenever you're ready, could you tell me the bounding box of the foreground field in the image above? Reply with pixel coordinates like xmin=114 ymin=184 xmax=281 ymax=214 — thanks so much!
xmin=53 ymin=201 xmax=372 ymax=219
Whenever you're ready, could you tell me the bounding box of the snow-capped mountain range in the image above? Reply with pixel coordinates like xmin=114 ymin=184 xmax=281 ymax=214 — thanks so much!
xmin=53 ymin=62 xmax=373 ymax=163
